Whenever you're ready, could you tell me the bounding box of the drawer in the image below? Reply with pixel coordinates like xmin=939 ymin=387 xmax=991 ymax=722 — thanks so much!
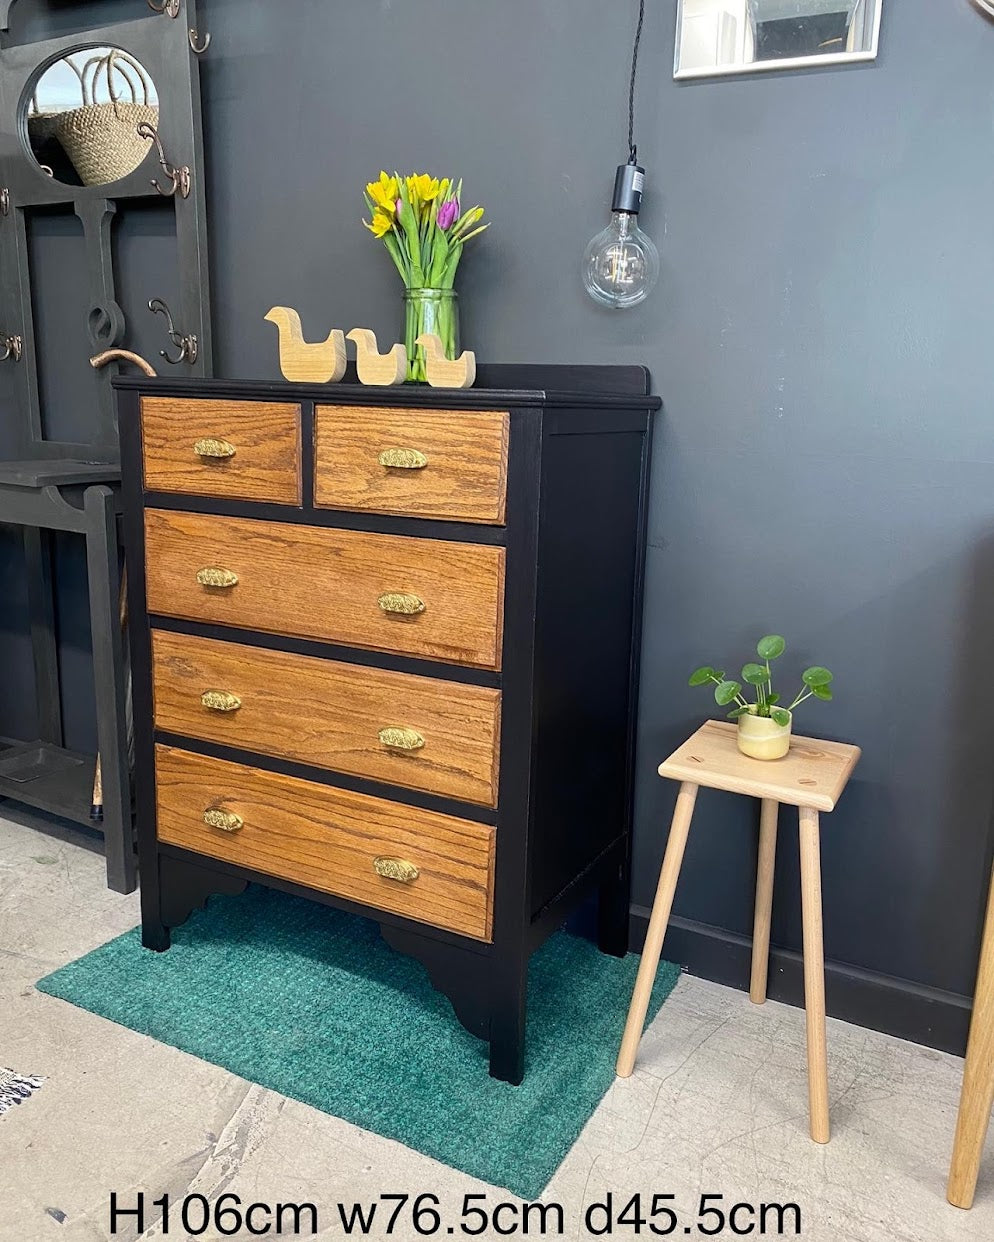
xmin=155 ymin=745 xmax=495 ymax=940
xmin=314 ymin=405 xmax=508 ymax=524
xmin=144 ymin=509 xmax=505 ymax=670
xmin=152 ymin=630 xmax=501 ymax=806
xmin=142 ymin=397 xmax=302 ymax=505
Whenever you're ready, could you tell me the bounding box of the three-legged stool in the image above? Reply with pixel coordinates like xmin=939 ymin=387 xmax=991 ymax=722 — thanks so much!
xmin=617 ymin=720 xmax=861 ymax=1143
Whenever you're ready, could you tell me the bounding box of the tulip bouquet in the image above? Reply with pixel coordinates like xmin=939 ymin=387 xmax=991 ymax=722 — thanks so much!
xmin=363 ymin=172 xmax=489 ymax=381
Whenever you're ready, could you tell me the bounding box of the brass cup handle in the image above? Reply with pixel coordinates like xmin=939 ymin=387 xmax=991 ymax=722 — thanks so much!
xmin=203 ymin=807 xmax=243 ymax=833
xmin=378 ymin=726 xmax=425 ymax=751
xmin=378 ymin=592 xmax=425 ymax=616
xmin=378 ymin=448 xmax=427 ymax=470
xmin=201 ymin=690 xmax=242 ymax=713
xmin=373 ymin=856 xmax=420 ymax=884
xmin=196 ymin=566 xmax=239 ymax=588
xmin=194 ymin=437 xmax=236 ymax=459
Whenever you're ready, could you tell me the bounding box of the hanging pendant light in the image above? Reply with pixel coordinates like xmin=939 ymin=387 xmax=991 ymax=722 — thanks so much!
xmin=582 ymin=0 xmax=659 ymax=309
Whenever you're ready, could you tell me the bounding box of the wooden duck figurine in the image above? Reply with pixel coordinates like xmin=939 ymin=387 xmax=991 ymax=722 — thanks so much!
xmin=346 ymin=328 xmax=407 ymax=386
xmin=415 ymin=333 xmax=477 ymax=389
xmin=265 ymin=307 xmax=347 ymax=383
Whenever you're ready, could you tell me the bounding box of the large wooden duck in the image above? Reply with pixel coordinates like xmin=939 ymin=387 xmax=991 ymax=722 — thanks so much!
xmin=415 ymin=333 xmax=476 ymax=389
xmin=346 ymin=328 xmax=407 ymax=386
xmin=265 ymin=306 xmax=347 ymax=383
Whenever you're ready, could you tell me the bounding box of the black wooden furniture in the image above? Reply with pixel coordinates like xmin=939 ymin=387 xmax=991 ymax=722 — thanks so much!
xmin=0 ymin=0 xmax=211 ymax=890
xmin=116 ymin=367 xmax=659 ymax=1081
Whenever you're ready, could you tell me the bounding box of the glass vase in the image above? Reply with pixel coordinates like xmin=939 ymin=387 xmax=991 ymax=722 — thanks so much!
xmin=403 ymin=288 xmax=459 ymax=383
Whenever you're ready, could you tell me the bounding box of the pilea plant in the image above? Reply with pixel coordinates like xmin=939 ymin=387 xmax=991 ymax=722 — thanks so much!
xmin=689 ymin=635 xmax=834 ymax=726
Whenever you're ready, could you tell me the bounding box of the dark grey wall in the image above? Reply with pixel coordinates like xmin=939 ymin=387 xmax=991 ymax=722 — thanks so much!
xmin=4 ymin=0 xmax=994 ymax=1046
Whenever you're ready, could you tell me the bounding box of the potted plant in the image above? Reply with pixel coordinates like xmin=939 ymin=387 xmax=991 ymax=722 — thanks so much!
xmin=689 ymin=635 xmax=834 ymax=760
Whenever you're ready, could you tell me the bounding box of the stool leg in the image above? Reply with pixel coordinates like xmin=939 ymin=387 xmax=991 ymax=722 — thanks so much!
xmin=947 ymin=866 xmax=994 ymax=1209
xmin=799 ymin=805 xmax=830 ymax=1143
xmin=750 ymin=798 xmax=779 ymax=1004
xmin=616 ymin=781 xmax=699 ymax=1078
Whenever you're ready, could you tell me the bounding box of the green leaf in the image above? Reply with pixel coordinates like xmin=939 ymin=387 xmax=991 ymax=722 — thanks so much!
xmin=757 ymin=634 xmax=786 ymax=660
xmin=767 ymin=693 xmax=780 ymax=704
xmin=771 ymin=707 xmax=792 ymax=727
xmin=726 ymin=705 xmax=750 ymax=719
xmin=688 ymin=666 xmax=715 ymax=687
xmin=714 ymin=679 xmax=742 ymax=706
xmin=802 ymin=666 xmax=833 ymax=687
xmin=741 ymin=662 xmax=769 ymax=686
xmin=812 ymin=685 xmax=833 ymax=701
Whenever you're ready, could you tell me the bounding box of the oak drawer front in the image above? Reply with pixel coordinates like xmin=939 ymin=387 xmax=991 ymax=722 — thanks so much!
xmin=152 ymin=630 xmax=501 ymax=806
xmin=314 ymin=406 xmax=508 ymax=524
xmin=142 ymin=397 xmax=302 ymax=504
xmin=144 ymin=509 xmax=505 ymax=669
xmin=155 ymin=745 xmax=495 ymax=940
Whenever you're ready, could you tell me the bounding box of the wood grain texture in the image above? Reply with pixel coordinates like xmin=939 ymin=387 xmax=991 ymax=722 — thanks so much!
xmin=151 ymin=629 xmax=502 ymax=805
xmin=658 ymin=720 xmax=860 ymax=811
xmin=948 ymin=861 xmax=994 ymax=1208
xmin=155 ymin=745 xmax=495 ymax=940
xmin=314 ymin=405 xmax=508 ymax=524
xmin=144 ymin=509 xmax=505 ymax=669
xmin=142 ymin=397 xmax=302 ymax=504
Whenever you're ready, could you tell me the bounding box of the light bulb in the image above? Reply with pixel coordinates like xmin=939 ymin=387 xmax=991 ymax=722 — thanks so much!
xmin=582 ymin=163 xmax=659 ymax=309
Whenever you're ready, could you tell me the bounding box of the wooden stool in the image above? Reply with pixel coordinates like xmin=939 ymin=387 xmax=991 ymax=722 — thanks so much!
xmin=947 ymin=860 xmax=994 ymax=1209
xmin=616 ymin=720 xmax=861 ymax=1143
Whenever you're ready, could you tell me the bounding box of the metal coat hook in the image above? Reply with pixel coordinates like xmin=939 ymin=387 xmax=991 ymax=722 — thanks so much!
xmin=136 ymin=122 xmax=191 ymax=198
xmin=148 ymin=298 xmax=198 ymax=365
xmin=189 ymin=28 xmax=211 ymax=53
xmin=1 ymin=333 xmax=23 ymax=362
xmin=147 ymin=0 xmax=181 ymax=17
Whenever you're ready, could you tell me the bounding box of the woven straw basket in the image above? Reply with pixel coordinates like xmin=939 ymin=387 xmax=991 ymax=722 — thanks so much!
xmin=54 ymin=50 xmax=158 ymax=186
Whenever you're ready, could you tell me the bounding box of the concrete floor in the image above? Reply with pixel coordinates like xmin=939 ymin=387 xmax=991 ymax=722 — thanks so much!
xmin=1 ymin=811 xmax=991 ymax=1242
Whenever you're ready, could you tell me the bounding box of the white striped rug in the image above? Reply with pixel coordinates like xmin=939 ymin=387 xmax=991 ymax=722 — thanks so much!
xmin=0 ymin=1066 xmax=44 ymax=1115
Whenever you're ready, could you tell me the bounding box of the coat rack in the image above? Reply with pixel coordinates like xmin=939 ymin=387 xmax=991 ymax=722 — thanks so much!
xmin=0 ymin=0 xmax=212 ymax=892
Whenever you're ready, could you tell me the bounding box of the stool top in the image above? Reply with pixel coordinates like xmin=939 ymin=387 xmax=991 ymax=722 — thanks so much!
xmin=658 ymin=720 xmax=860 ymax=811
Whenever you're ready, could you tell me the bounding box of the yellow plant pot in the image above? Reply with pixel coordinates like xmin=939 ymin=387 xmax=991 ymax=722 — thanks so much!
xmin=737 ymin=709 xmax=792 ymax=760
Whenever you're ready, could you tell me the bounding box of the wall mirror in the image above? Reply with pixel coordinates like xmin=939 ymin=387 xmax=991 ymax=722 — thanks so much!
xmin=25 ymin=46 xmax=159 ymax=186
xmin=674 ymin=0 xmax=882 ymax=79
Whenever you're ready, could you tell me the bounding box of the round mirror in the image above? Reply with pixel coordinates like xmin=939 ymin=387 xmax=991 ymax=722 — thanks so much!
xmin=24 ymin=46 xmax=159 ymax=187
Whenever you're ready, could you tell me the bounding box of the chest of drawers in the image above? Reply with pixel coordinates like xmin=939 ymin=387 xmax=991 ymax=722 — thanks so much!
xmin=117 ymin=365 xmax=659 ymax=1082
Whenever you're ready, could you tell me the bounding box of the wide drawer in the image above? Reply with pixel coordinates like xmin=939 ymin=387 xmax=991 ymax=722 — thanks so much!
xmin=144 ymin=509 xmax=505 ymax=669
xmin=152 ymin=630 xmax=501 ymax=806
xmin=142 ymin=397 xmax=302 ymax=504
xmin=314 ymin=405 xmax=508 ymax=524
xmin=155 ymin=745 xmax=495 ymax=940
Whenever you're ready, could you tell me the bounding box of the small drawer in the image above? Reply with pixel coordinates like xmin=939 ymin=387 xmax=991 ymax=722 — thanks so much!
xmin=152 ymin=630 xmax=501 ymax=806
xmin=141 ymin=397 xmax=302 ymax=505
xmin=155 ymin=745 xmax=495 ymax=941
xmin=314 ymin=405 xmax=508 ymax=524
xmin=144 ymin=509 xmax=505 ymax=670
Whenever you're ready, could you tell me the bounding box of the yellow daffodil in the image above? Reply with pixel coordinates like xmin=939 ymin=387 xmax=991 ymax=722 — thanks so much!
xmin=406 ymin=173 xmax=440 ymax=204
xmin=366 ymin=171 xmax=399 ymax=213
xmin=363 ymin=209 xmax=394 ymax=238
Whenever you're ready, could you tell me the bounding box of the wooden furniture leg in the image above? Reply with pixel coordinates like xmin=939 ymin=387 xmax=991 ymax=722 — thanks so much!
xmin=798 ymin=805 xmax=830 ymax=1143
xmin=616 ymin=781 xmax=699 ymax=1077
xmin=947 ymin=865 xmax=994 ymax=1209
xmin=750 ymin=798 xmax=779 ymax=1004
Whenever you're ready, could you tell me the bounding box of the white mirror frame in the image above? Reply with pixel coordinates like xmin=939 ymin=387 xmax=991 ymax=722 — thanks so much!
xmin=973 ymin=0 xmax=994 ymax=18
xmin=674 ymin=1 xmax=883 ymax=81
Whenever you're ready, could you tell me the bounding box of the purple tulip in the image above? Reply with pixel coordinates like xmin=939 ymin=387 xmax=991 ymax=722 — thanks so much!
xmin=437 ymin=198 xmax=460 ymax=231
xmin=396 ymin=198 xmax=403 ymax=217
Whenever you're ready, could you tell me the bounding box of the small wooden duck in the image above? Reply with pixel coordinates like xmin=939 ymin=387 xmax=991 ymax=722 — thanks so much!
xmin=346 ymin=328 xmax=407 ymax=386
xmin=415 ymin=333 xmax=477 ymax=389
xmin=265 ymin=307 xmax=347 ymax=383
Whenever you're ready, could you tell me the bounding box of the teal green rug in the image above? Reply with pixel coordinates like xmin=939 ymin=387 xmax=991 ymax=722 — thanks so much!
xmin=36 ymin=886 xmax=679 ymax=1198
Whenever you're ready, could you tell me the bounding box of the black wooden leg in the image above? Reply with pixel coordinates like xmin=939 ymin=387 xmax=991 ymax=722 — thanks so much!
xmin=488 ymin=965 xmax=527 ymax=1084
xmin=142 ymin=923 xmax=170 ymax=952
xmin=598 ymin=852 xmax=631 ymax=958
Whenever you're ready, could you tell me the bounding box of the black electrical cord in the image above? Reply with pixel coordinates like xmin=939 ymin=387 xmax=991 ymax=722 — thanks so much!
xmin=627 ymin=0 xmax=646 ymax=164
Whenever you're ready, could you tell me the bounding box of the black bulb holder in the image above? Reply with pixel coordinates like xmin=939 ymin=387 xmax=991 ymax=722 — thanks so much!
xmin=612 ymin=162 xmax=645 ymax=215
